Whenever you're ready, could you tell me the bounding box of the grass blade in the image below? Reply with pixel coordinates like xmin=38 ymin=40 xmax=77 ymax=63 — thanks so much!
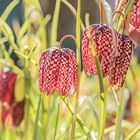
xmin=52 ymin=103 xmax=60 ymax=140
xmin=32 ymin=93 xmax=42 ymax=140
xmin=50 ymin=0 xmax=61 ymax=47
xmin=116 ymin=0 xmax=134 ymax=31
xmin=1 ymin=0 xmax=20 ymax=21
xmin=61 ymin=0 xmax=85 ymax=32
xmin=115 ymin=86 xmax=125 ymax=140
xmin=0 ymin=18 xmax=18 ymax=49
xmin=85 ymin=13 xmax=105 ymax=140
xmin=124 ymin=125 xmax=140 ymax=140
xmin=72 ymin=0 xmax=81 ymax=139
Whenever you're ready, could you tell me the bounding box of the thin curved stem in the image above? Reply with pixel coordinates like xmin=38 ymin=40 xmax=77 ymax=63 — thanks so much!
xmin=59 ymin=35 xmax=77 ymax=48
xmin=115 ymin=86 xmax=125 ymax=140
xmin=110 ymin=86 xmax=119 ymax=107
xmin=61 ymin=0 xmax=85 ymax=32
xmin=53 ymin=103 xmax=60 ymax=140
xmin=85 ymin=13 xmax=105 ymax=140
xmin=61 ymin=96 xmax=93 ymax=139
xmin=32 ymin=93 xmax=42 ymax=140
xmin=71 ymin=0 xmax=81 ymax=139
xmin=124 ymin=125 xmax=140 ymax=140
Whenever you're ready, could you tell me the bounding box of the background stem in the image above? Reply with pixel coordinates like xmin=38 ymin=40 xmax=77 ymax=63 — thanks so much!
xmin=115 ymin=86 xmax=125 ymax=140
xmin=71 ymin=0 xmax=81 ymax=139
xmin=32 ymin=93 xmax=42 ymax=140
xmin=124 ymin=125 xmax=140 ymax=140
xmin=52 ymin=103 xmax=60 ymax=140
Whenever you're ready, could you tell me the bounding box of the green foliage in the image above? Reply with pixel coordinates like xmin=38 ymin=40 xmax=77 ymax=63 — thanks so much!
xmin=0 ymin=0 xmax=140 ymax=140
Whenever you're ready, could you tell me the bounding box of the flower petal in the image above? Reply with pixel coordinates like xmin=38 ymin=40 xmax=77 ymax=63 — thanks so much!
xmin=109 ymin=34 xmax=135 ymax=87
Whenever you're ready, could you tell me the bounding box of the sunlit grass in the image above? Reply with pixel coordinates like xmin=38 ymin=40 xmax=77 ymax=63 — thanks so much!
xmin=0 ymin=0 xmax=140 ymax=140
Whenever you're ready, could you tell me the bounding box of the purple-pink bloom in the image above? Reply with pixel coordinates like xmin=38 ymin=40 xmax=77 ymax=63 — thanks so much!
xmin=82 ymin=24 xmax=116 ymax=77
xmin=82 ymin=24 xmax=135 ymax=87
xmin=116 ymin=0 xmax=140 ymax=43
xmin=0 ymin=71 xmax=24 ymax=127
xmin=39 ymin=47 xmax=78 ymax=96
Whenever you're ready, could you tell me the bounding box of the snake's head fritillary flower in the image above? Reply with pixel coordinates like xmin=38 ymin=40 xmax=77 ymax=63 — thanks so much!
xmin=39 ymin=47 xmax=78 ymax=96
xmin=0 ymin=71 xmax=25 ymax=127
xmin=109 ymin=33 xmax=135 ymax=87
xmin=116 ymin=0 xmax=140 ymax=43
xmin=2 ymin=100 xmax=25 ymax=127
xmin=81 ymin=24 xmax=135 ymax=87
xmin=11 ymin=100 xmax=25 ymax=126
xmin=82 ymin=24 xmax=116 ymax=77
xmin=0 ymin=71 xmax=17 ymax=102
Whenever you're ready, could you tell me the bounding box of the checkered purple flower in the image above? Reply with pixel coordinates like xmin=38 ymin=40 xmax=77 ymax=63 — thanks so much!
xmin=39 ymin=47 xmax=78 ymax=96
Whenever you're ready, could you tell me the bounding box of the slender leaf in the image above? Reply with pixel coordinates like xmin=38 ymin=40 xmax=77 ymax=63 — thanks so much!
xmin=1 ymin=0 xmax=20 ymax=21
xmin=50 ymin=0 xmax=61 ymax=47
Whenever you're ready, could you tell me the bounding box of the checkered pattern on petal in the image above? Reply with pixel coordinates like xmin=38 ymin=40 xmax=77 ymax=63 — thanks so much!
xmin=56 ymin=50 xmax=70 ymax=96
xmin=38 ymin=51 xmax=49 ymax=92
xmin=116 ymin=0 xmax=140 ymax=28
xmin=39 ymin=48 xmax=61 ymax=95
xmin=82 ymin=24 xmax=116 ymax=77
xmin=109 ymin=33 xmax=135 ymax=87
xmin=39 ymin=47 xmax=78 ymax=96
xmin=116 ymin=0 xmax=140 ymax=42
xmin=130 ymin=0 xmax=140 ymax=29
xmin=82 ymin=24 xmax=100 ymax=75
xmin=62 ymin=48 xmax=78 ymax=94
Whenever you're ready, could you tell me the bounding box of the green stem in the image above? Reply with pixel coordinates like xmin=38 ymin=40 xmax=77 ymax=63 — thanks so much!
xmin=14 ymin=50 xmax=38 ymax=66
xmin=32 ymin=93 xmax=42 ymax=140
xmin=61 ymin=97 xmax=93 ymax=140
xmin=85 ymin=13 xmax=105 ymax=140
xmin=95 ymin=56 xmax=105 ymax=140
xmin=115 ymin=86 xmax=125 ymax=140
xmin=0 ymin=37 xmax=8 ymax=45
xmin=110 ymin=86 xmax=119 ymax=107
xmin=71 ymin=0 xmax=81 ymax=139
xmin=105 ymin=121 xmax=135 ymax=134
xmin=124 ymin=125 xmax=140 ymax=140
xmin=60 ymin=0 xmax=85 ymax=32
xmin=116 ymin=0 xmax=134 ymax=31
xmin=50 ymin=0 xmax=61 ymax=47
xmin=33 ymin=93 xmax=42 ymax=140
xmin=1 ymin=0 xmax=19 ymax=21
xmin=34 ymin=0 xmax=47 ymax=50
xmin=44 ymin=96 xmax=51 ymax=140
xmin=23 ymin=70 xmax=31 ymax=140
xmin=53 ymin=103 xmax=60 ymax=140
xmin=113 ymin=0 xmax=125 ymax=22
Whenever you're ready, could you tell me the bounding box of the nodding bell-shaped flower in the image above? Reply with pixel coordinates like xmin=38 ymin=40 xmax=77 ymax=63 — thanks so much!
xmin=116 ymin=0 xmax=140 ymax=43
xmin=0 ymin=71 xmax=17 ymax=102
xmin=0 ymin=71 xmax=25 ymax=127
xmin=2 ymin=100 xmax=25 ymax=127
xmin=82 ymin=24 xmax=116 ymax=77
xmin=39 ymin=47 xmax=78 ymax=96
xmin=109 ymin=33 xmax=135 ymax=87
xmin=82 ymin=24 xmax=135 ymax=87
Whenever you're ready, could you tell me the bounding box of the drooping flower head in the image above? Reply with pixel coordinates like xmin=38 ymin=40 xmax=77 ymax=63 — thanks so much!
xmin=109 ymin=33 xmax=135 ymax=87
xmin=82 ymin=24 xmax=116 ymax=77
xmin=0 ymin=71 xmax=17 ymax=102
xmin=116 ymin=0 xmax=140 ymax=43
xmin=82 ymin=24 xmax=135 ymax=87
xmin=39 ymin=47 xmax=78 ymax=96
xmin=0 ymin=71 xmax=25 ymax=127
xmin=2 ymin=100 xmax=25 ymax=127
